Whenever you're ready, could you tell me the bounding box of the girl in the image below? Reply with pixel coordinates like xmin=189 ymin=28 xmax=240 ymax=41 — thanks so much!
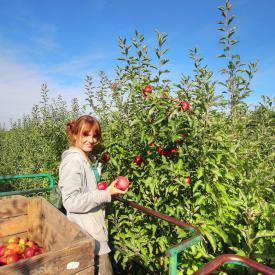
xmin=58 ymin=115 xmax=127 ymax=274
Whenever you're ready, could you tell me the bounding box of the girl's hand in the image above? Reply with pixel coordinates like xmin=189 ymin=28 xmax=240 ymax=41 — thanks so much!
xmin=107 ymin=179 xmax=128 ymax=196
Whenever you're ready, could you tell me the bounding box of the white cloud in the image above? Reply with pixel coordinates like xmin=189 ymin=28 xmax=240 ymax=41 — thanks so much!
xmin=0 ymin=52 xmax=88 ymax=127
xmin=0 ymin=41 xmax=118 ymax=128
xmin=0 ymin=54 xmax=43 ymax=126
xmin=31 ymin=35 xmax=58 ymax=52
xmin=49 ymin=51 xmax=116 ymax=77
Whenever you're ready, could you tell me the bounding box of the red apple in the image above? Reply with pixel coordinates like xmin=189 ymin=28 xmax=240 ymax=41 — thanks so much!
xmin=185 ymin=176 xmax=191 ymax=185
xmin=6 ymin=253 xmax=21 ymax=264
xmin=143 ymin=85 xmax=152 ymax=93
xmin=157 ymin=146 xmax=164 ymax=155
xmin=97 ymin=182 xmax=108 ymax=190
xmin=0 ymin=256 xmax=7 ymax=266
xmin=25 ymin=241 xmax=39 ymax=254
xmin=157 ymin=147 xmax=172 ymax=156
xmin=102 ymin=153 xmax=111 ymax=162
xmin=24 ymin=247 xmax=36 ymax=258
xmin=134 ymin=155 xmax=142 ymax=166
xmin=25 ymin=240 xmax=38 ymax=253
xmin=0 ymin=245 xmax=6 ymax=257
xmin=26 ymin=241 xmax=35 ymax=247
xmin=115 ymin=176 xmax=129 ymax=191
xmin=8 ymin=237 xmax=19 ymax=244
xmin=6 ymin=243 xmax=21 ymax=254
xmin=170 ymin=147 xmax=177 ymax=154
xmin=4 ymin=248 xmax=14 ymax=256
xmin=37 ymin=247 xmax=44 ymax=254
xmin=149 ymin=142 xmax=155 ymax=148
xmin=34 ymin=247 xmax=44 ymax=256
xmin=180 ymin=101 xmax=190 ymax=111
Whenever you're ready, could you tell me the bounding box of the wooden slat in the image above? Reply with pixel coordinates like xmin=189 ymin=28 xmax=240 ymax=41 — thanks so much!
xmin=42 ymin=216 xmax=72 ymax=251
xmin=27 ymin=197 xmax=43 ymax=246
xmin=0 ymin=240 xmax=93 ymax=275
xmin=0 ymin=196 xmax=28 ymax=218
xmin=41 ymin=214 xmax=94 ymax=252
xmin=0 ymin=195 xmax=25 ymax=201
xmin=52 ymin=244 xmax=94 ymax=274
xmin=74 ymin=266 xmax=93 ymax=274
xmin=41 ymin=198 xmax=88 ymax=248
xmin=0 ymin=215 xmax=28 ymax=237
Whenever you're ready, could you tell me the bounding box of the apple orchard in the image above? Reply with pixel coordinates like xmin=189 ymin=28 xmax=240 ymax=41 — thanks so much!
xmin=0 ymin=1 xmax=274 ymax=274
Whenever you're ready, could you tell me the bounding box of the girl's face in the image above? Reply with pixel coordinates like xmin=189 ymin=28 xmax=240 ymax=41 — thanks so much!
xmin=74 ymin=127 xmax=99 ymax=155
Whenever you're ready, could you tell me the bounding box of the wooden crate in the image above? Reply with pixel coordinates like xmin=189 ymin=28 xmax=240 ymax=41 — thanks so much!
xmin=0 ymin=195 xmax=94 ymax=274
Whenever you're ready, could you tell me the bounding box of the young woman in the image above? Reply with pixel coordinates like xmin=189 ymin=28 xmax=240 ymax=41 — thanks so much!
xmin=58 ymin=115 xmax=128 ymax=274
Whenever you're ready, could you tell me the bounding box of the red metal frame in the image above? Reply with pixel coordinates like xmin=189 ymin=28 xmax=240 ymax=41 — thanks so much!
xmin=194 ymin=254 xmax=275 ymax=275
xmin=114 ymin=196 xmax=200 ymax=234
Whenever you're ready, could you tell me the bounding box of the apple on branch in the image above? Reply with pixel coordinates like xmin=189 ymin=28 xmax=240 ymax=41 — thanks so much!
xmin=180 ymin=100 xmax=190 ymax=111
xmin=102 ymin=153 xmax=111 ymax=162
xmin=143 ymin=85 xmax=152 ymax=94
xmin=134 ymin=154 xmax=143 ymax=166
xmin=185 ymin=176 xmax=191 ymax=185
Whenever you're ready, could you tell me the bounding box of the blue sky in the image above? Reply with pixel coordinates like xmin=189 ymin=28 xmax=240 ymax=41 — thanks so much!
xmin=0 ymin=0 xmax=274 ymax=126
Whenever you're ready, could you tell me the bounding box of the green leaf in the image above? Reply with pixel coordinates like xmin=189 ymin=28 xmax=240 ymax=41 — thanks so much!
xmin=195 ymin=196 xmax=205 ymax=206
xmin=209 ymin=226 xmax=229 ymax=243
xmin=228 ymin=247 xmax=246 ymax=256
xmin=193 ymin=180 xmax=203 ymax=193
xmin=206 ymin=183 xmax=213 ymax=193
xmin=153 ymin=117 xmax=166 ymax=125
xmin=227 ymin=16 xmax=235 ymax=25
xmin=197 ymin=167 xmax=204 ymax=179
xmin=203 ymin=229 xmax=217 ymax=252
xmin=160 ymin=58 xmax=169 ymax=65
xmin=176 ymin=158 xmax=184 ymax=171
xmin=225 ymin=173 xmax=235 ymax=180
xmin=129 ymin=118 xmax=139 ymax=126
xmin=230 ymin=39 xmax=238 ymax=45
xmin=212 ymin=168 xmax=223 ymax=178
xmin=255 ymin=230 xmax=275 ymax=239
xmin=148 ymin=106 xmax=156 ymax=117
xmin=226 ymin=1 xmax=232 ymax=10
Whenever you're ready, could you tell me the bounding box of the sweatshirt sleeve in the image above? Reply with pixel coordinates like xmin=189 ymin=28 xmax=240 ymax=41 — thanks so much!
xmin=58 ymin=154 xmax=111 ymax=213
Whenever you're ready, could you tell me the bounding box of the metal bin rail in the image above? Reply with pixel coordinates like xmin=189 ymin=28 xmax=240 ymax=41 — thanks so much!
xmin=0 ymin=173 xmax=54 ymax=196
xmin=195 ymin=254 xmax=275 ymax=275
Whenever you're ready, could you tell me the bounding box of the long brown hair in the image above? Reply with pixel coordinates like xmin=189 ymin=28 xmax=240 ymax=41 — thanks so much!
xmin=65 ymin=115 xmax=101 ymax=145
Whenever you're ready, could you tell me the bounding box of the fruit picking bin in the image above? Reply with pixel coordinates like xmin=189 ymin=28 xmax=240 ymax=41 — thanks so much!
xmin=0 ymin=195 xmax=94 ymax=274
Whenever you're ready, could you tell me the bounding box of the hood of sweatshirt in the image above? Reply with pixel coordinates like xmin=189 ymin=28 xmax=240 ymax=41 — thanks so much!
xmin=61 ymin=147 xmax=90 ymax=165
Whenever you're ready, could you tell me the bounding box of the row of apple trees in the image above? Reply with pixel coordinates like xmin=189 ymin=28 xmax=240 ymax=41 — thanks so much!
xmin=0 ymin=1 xmax=274 ymax=274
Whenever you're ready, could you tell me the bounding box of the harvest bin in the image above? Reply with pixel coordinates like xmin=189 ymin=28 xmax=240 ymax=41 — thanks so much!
xmin=0 ymin=195 xmax=94 ymax=274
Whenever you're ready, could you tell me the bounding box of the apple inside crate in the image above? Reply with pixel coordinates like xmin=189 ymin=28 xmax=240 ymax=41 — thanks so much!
xmin=0 ymin=195 xmax=94 ymax=274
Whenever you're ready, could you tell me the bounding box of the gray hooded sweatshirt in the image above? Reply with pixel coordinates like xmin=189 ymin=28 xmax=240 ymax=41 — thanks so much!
xmin=58 ymin=147 xmax=111 ymax=255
